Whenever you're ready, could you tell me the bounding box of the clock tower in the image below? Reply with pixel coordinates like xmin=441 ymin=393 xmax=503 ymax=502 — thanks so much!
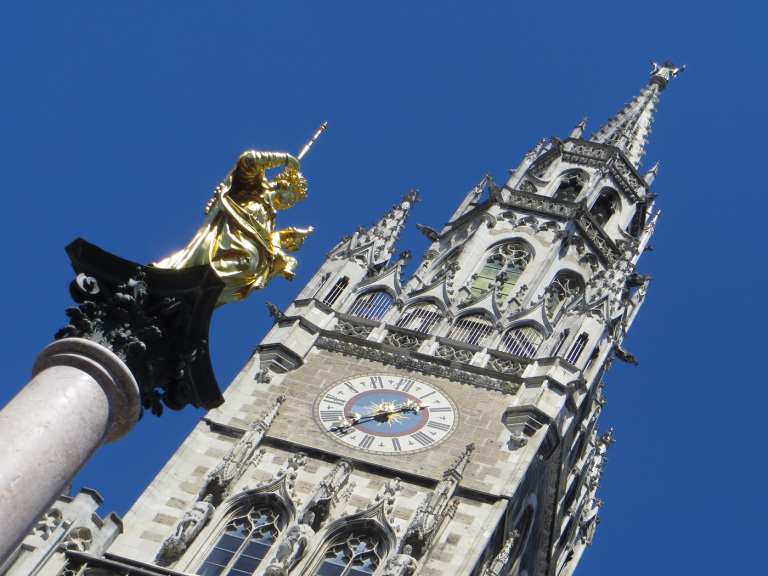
xmin=4 ymin=63 xmax=681 ymax=576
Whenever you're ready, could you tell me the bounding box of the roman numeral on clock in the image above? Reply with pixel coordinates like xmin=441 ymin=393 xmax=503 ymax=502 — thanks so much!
xmin=395 ymin=378 xmax=415 ymax=393
xmin=358 ymin=434 xmax=375 ymax=449
xmin=320 ymin=410 xmax=343 ymax=422
xmin=344 ymin=381 xmax=359 ymax=393
xmin=324 ymin=394 xmax=346 ymax=406
xmin=427 ymin=421 xmax=451 ymax=432
xmin=369 ymin=376 xmax=384 ymax=389
xmin=391 ymin=438 xmax=402 ymax=452
xmin=411 ymin=431 xmax=434 ymax=446
xmin=429 ymin=406 xmax=452 ymax=412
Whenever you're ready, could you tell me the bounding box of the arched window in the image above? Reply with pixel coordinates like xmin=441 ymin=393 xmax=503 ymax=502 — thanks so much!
xmin=197 ymin=503 xmax=286 ymax=576
xmin=469 ymin=242 xmax=532 ymax=301
xmin=498 ymin=326 xmax=543 ymax=358
xmin=347 ymin=291 xmax=393 ymax=321
xmin=311 ymin=530 xmax=383 ymax=576
xmin=545 ymin=273 xmax=583 ymax=320
xmin=395 ymin=302 xmax=442 ymax=334
xmin=554 ymin=171 xmax=588 ymax=202
xmin=448 ymin=314 xmax=494 ymax=346
xmin=590 ymin=188 xmax=619 ymax=227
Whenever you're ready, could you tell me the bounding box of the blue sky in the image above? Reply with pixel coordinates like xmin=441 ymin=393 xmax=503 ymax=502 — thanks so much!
xmin=1 ymin=2 xmax=766 ymax=574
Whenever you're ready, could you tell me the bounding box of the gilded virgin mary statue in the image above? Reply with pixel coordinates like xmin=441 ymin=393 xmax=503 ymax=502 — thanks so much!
xmin=154 ymin=150 xmax=313 ymax=306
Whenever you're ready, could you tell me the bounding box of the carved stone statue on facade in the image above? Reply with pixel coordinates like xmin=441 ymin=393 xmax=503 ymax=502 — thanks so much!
xmin=154 ymin=151 xmax=313 ymax=306
xmin=264 ymin=523 xmax=316 ymax=576
xmin=157 ymin=495 xmax=214 ymax=562
xmin=382 ymin=548 xmax=418 ymax=576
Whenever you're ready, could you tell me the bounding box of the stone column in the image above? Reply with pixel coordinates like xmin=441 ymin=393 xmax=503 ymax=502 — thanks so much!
xmin=0 ymin=337 xmax=140 ymax=564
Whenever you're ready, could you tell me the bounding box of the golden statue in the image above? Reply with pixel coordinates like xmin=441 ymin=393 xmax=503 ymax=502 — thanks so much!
xmin=154 ymin=126 xmax=324 ymax=306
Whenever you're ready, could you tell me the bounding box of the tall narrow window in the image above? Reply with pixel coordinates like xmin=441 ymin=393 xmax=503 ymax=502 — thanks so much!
xmin=197 ymin=505 xmax=285 ymax=576
xmin=395 ymin=302 xmax=442 ymax=334
xmin=448 ymin=314 xmax=494 ymax=346
xmin=590 ymin=188 xmax=619 ymax=227
xmin=564 ymin=333 xmax=589 ymax=365
xmin=545 ymin=273 xmax=583 ymax=320
xmin=554 ymin=171 xmax=588 ymax=202
xmin=498 ymin=326 xmax=543 ymax=358
xmin=347 ymin=291 xmax=393 ymax=321
xmin=312 ymin=531 xmax=382 ymax=576
xmin=469 ymin=242 xmax=531 ymax=301
xmin=324 ymin=277 xmax=349 ymax=306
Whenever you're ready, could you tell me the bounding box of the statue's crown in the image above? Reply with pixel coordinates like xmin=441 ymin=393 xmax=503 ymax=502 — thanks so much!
xmin=274 ymin=168 xmax=308 ymax=201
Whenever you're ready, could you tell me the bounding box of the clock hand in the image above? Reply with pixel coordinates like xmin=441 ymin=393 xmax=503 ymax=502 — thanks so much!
xmin=329 ymin=400 xmax=429 ymax=432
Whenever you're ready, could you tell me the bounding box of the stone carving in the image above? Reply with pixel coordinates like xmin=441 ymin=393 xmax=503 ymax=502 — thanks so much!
xmin=33 ymin=509 xmax=63 ymax=540
xmin=434 ymin=344 xmax=474 ymax=363
xmin=509 ymin=429 xmax=528 ymax=448
xmin=62 ymin=527 xmax=93 ymax=552
xmin=576 ymin=213 xmax=620 ymax=265
xmin=300 ymin=460 xmax=354 ymax=531
xmin=263 ymin=459 xmax=352 ymax=575
xmin=416 ymin=224 xmax=440 ymax=242
xmin=200 ymin=395 xmax=285 ymax=505
xmin=480 ymin=529 xmax=519 ymax=576
xmin=397 ymin=250 xmax=413 ymax=270
xmin=361 ymin=478 xmax=401 ymax=524
xmin=266 ymin=301 xmax=288 ymax=323
xmin=334 ymin=320 xmax=374 ymax=339
xmin=385 ymin=331 xmax=424 ymax=350
xmin=316 ymin=336 xmax=521 ymax=394
xmin=502 ymin=405 xmax=553 ymax=448
xmin=328 ymin=190 xmax=420 ymax=268
xmin=626 ymin=272 xmax=653 ymax=288
xmin=254 ymin=368 xmax=273 ymax=384
xmin=382 ymin=550 xmax=418 ymax=576
xmin=264 ymin=523 xmax=316 ymax=576
xmin=486 ymin=355 xmax=524 ymax=376
xmin=401 ymin=444 xmax=474 ymax=559
xmin=614 ymin=345 xmax=638 ymax=366
xmin=157 ymin=496 xmax=215 ymax=562
xmin=505 ymin=189 xmax=577 ymax=220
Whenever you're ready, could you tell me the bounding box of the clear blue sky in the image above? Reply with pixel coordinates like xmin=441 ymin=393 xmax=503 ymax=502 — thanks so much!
xmin=1 ymin=2 xmax=765 ymax=574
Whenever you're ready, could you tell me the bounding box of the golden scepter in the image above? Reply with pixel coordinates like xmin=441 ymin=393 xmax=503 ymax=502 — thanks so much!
xmin=297 ymin=122 xmax=328 ymax=161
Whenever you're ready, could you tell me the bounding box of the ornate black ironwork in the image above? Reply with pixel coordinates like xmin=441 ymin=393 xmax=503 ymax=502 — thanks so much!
xmin=56 ymin=238 xmax=225 ymax=416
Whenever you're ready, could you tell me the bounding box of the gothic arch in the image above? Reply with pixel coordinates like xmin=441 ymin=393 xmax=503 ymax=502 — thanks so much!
xmin=394 ymin=299 xmax=445 ymax=334
xmin=447 ymin=312 xmax=495 ymax=346
xmin=191 ymin=492 xmax=293 ymax=576
xmin=299 ymin=510 xmax=396 ymax=576
xmin=553 ymin=170 xmax=589 ymax=202
xmin=186 ymin=484 xmax=296 ymax=576
xmin=544 ymin=271 xmax=585 ymax=322
xmin=346 ymin=289 xmax=395 ymax=321
xmin=590 ymin=187 xmax=620 ymax=228
xmin=465 ymin=240 xmax=534 ymax=304
xmin=495 ymin=323 xmax=545 ymax=359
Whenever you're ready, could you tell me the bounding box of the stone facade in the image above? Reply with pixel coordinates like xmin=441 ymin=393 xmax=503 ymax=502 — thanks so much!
xmin=2 ymin=70 xmax=675 ymax=576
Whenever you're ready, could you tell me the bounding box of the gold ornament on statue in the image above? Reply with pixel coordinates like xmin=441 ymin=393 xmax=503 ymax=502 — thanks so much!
xmin=154 ymin=123 xmax=327 ymax=306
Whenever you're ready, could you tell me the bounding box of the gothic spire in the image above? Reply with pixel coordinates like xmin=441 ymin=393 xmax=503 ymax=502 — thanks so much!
xmin=590 ymin=61 xmax=684 ymax=168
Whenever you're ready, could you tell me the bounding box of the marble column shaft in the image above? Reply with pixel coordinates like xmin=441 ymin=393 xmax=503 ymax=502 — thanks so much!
xmin=0 ymin=338 xmax=140 ymax=564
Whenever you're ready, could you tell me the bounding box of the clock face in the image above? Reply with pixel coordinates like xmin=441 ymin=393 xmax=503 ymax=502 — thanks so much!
xmin=313 ymin=373 xmax=459 ymax=455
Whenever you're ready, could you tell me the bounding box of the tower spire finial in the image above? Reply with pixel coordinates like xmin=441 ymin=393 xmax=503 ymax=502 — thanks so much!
xmin=649 ymin=61 xmax=686 ymax=91
xmin=590 ymin=62 xmax=683 ymax=168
